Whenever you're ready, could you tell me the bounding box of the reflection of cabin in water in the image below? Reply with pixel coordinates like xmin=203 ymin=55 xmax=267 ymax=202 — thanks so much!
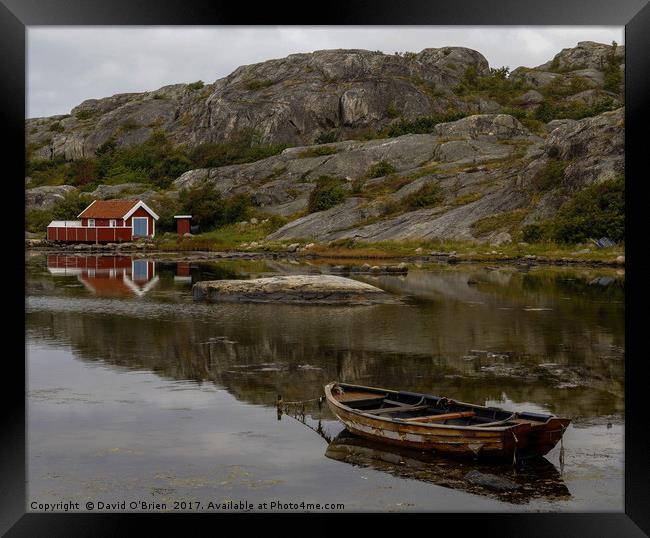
xmin=47 ymin=255 xmax=158 ymax=297
xmin=47 ymin=199 xmax=159 ymax=243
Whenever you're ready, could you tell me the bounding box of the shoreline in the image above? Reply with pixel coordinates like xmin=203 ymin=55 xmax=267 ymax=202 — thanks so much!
xmin=25 ymin=243 xmax=625 ymax=269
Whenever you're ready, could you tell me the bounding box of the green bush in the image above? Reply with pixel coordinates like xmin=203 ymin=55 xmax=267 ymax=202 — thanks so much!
xmin=51 ymin=191 xmax=93 ymax=220
xmin=308 ymin=176 xmax=348 ymax=213
xmin=603 ymin=68 xmax=623 ymax=94
xmin=187 ymin=80 xmax=205 ymax=91
xmin=402 ymin=182 xmax=443 ymax=210
xmin=27 ymin=129 xmax=287 ymax=190
xmin=178 ymin=182 xmax=251 ymax=231
xmin=521 ymin=223 xmax=548 ymax=243
xmin=66 ymin=159 xmax=98 ymax=186
xmin=25 ymin=156 xmax=68 ymax=187
xmin=49 ymin=121 xmax=65 ymax=132
xmin=75 ymin=110 xmax=96 ymax=120
xmin=26 ymin=209 xmax=54 ymax=233
xmin=148 ymin=193 xmax=182 ymax=232
xmin=603 ymin=41 xmax=623 ymax=94
xmin=225 ymin=193 xmax=252 ymax=223
xmin=534 ymin=97 xmax=619 ymax=123
xmin=386 ymin=111 xmax=467 ymax=137
xmin=188 ymin=129 xmax=288 ymax=169
xmin=98 ymin=131 xmax=192 ymax=189
xmin=522 ymin=177 xmax=624 ymax=244
xmin=315 ymin=130 xmax=338 ymax=144
xmin=366 ymin=160 xmax=397 ymax=179
xmin=453 ymin=66 xmax=524 ymax=104
xmin=531 ymin=158 xmax=566 ymax=192
xmin=549 ymin=177 xmax=624 ymax=243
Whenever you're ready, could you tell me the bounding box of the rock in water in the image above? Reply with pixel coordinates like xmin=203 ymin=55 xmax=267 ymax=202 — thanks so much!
xmin=192 ymin=275 xmax=397 ymax=305
xmin=464 ymin=470 xmax=519 ymax=492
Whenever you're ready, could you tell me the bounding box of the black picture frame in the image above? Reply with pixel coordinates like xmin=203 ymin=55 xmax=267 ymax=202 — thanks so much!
xmin=3 ymin=0 xmax=648 ymax=535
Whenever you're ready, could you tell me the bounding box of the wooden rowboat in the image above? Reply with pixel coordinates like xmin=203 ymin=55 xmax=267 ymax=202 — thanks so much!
xmin=324 ymin=382 xmax=570 ymax=460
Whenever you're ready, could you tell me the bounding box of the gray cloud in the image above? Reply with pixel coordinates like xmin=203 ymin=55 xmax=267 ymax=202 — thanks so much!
xmin=27 ymin=26 xmax=623 ymax=118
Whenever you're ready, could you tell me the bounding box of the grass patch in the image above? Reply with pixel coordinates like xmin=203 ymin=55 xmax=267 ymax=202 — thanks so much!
xmin=386 ymin=103 xmax=399 ymax=118
xmin=365 ymin=160 xmax=397 ymax=179
xmin=244 ymin=79 xmax=274 ymax=91
xmin=120 ymin=118 xmax=140 ymax=132
xmin=157 ymin=230 xmax=623 ymax=263
xmin=361 ymin=175 xmax=413 ymax=197
xmin=471 ymin=209 xmax=529 ymax=238
xmin=156 ymin=217 xmax=287 ymax=251
xmin=453 ymin=192 xmax=484 ymax=206
xmin=297 ymin=145 xmax=338 ymax=158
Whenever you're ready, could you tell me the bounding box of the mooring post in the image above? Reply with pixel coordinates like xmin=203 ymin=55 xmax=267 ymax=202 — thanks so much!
xmin=276 ymin=394 xmax=283 ymax=421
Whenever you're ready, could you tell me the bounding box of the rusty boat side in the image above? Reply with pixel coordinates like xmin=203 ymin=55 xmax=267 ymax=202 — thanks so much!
xmin=325 ymin=382 xmax=570 ymax=460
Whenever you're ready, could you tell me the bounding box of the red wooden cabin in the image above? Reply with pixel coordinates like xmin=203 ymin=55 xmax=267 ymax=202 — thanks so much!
xmin=47 ymin=199 xmax=159 ymax=243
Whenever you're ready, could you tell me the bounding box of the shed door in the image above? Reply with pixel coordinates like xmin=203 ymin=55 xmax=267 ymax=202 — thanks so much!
xmin=133 ymin=217 xmax=148 ymax=237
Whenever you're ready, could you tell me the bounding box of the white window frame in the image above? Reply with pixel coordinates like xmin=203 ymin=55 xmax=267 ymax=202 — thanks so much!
xmin=110 ymin=219 xmax=117 ymax=227
xmin=88 ymin=219 xmax=95 ymax=227
xmin=132 ymin=217 xmax=149 ymax=237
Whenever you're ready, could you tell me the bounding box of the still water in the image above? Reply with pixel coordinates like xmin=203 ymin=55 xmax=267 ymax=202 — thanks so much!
xmin=26 ymin=252 xmax=624 ymax=511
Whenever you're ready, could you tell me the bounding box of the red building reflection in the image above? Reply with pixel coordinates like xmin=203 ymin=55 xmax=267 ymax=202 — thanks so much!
xmin=47 ymin=255 xmax=158 ymax=297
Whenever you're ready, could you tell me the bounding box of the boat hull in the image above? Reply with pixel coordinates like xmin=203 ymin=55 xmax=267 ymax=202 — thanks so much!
xmin=325 ymin=383 xmax=569 ymax=460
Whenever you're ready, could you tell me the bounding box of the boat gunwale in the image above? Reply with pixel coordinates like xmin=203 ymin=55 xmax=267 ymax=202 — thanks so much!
xmin=324 ymin=382 xmax=563 ymax=433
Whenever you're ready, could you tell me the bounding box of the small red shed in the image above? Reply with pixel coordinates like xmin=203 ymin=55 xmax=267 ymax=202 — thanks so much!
xmin=174 ymin=215 xmax=192 ymax=236
xmin=47 ymin=199 xmax=159 ymax=243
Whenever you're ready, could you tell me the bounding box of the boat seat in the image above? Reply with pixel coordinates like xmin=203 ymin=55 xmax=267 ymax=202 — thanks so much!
xmin=475 ymin=414 xmax=517 ymax=427
xmin=364 ymin=404 xmax=431 ymax=415
xmin=402 ymin=410 xmax=476 ymax=423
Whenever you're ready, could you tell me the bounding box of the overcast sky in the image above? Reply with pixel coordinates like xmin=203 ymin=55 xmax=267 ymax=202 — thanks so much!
xmin=27 ymin=26 xmax=624 ymax=118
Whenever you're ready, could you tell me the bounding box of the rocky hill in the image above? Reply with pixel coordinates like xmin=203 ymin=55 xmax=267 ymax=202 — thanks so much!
xmin=26 ymin=41 xmax=625 ymax=246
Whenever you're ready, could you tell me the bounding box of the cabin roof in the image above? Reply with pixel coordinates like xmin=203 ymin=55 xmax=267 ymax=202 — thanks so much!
xmin=77 ymin=199 xmax=158 ymax=220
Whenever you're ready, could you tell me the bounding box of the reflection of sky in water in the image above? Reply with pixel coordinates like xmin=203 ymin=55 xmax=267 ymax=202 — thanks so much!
xmin=26 ymin=254 xmax=624 ymax=511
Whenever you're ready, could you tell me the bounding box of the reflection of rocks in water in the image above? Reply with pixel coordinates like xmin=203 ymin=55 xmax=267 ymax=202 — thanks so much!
xmin=26 ymin=256 xmax=624 ymax=418
xmin=325 ymin=431 xmax=570 ymax=504
xmin=25 ymin=303 xmax=624 ymax=419
xmin=464 ymin=470 xmax=518 ymax=492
